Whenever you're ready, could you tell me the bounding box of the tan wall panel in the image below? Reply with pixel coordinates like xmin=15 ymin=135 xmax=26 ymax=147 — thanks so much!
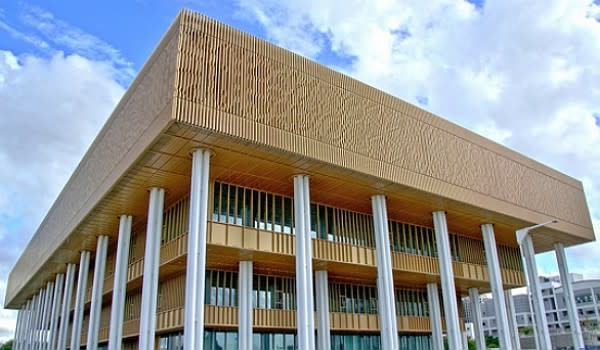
xmin=157 ymin=308 xmax=184 ymax=332
xmin=205 ymin=305 xmax=238 ymax=328
xmin=173 ymin=10 xmax=593 ymax=242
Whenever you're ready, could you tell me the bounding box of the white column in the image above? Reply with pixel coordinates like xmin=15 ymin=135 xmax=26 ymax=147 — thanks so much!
xmin=26 ymin=298 xmax=35 ymax=350
xmin=371 ymin=195 xmax=399 ymax=350
xmin=468 ymin=288 xmax=486 ymax=350
xmin=32 ymin=289 xmax=44 ymax=349
xmin=427 ymin=283 xmax=444 ymax=350
xmin=504 ymin=289 xmax=520 ymax=350
xmin=555 ymin=242 xmax=584 ymax=350
xmin=481 ymin=224 xmax=512 ymax=349
xmin=86 ymin=235 xmax=109 ymax=350
xmin=17 ymin=305 xmax=29 ymax=350
xmin=57 ymin=263 xmax=76 ymax=350
xmin=108 ymin=215 xmax=132 ymax=350
xmin=293 ymin=174 xmax=315 ymax=350
xmin=139 ymin=187 xmax=165 ymax=350
xmin=519 ymin=234 xmax=552 ymax=349
xmin=18 ymin=299 xmax=32 ymax=350
xmin=238 ymin=261 xmax=253 ymax=350
xmin=27 ymin=294 xmax=40 ymax=349
xmin=315 ymin=270 xmax=331 ymax=350
xmin=48 ymin=273 xmax=65 ymax=350
xmin=14 ymin=304 xmax=26 ymax=350
xmin=70 ymin=251 xmax=91 ymax=350
xmin=432 ymin=211 xmax=462 ymax=350
xmin=13 ymin=308 xmax=23 ymax=350
xmin=38 ymin=282 xmax=54 ymax=350
xmin=183 ymin=149 xmax=211 ymax=350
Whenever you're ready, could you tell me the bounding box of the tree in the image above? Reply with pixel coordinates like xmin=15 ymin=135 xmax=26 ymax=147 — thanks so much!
xmin=0 ymin=340 xmax=13 ymax=350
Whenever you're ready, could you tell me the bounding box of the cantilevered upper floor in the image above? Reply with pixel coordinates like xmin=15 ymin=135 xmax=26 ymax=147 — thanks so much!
xmin=5 ymin=9 xmax=594 ymax=308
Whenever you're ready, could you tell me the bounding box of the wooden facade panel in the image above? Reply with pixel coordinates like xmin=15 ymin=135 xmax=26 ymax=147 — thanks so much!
xmin=205 ymin=305 xmax=238 ymax=328
xmin=173 ymin=10 xmax=592 ymax=244
xmin=127 ymin=259 xmax=144 ymax=282
xmin=330 ymin=312 xmax=379 ymax=332
xmin=253 ymin=309 xmax=296 ymax=330
xmin=157 ymin=308 xmax=184 ymax=332
xmin=208 ymin=222 xmax=295 ymax=256
xmin=391 ymin=252 xmax=439 ymax=275
xmin=160 ymin=234 xmax=188 ymax=264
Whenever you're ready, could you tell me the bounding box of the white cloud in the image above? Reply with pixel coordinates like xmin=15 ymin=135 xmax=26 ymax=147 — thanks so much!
xmin=0 ymin=4 xmax=134 ymax=82
xmin=237 ymin=0 xmax=600 ymax=276
xmin=0 ymin=49 xmax=124 ymax=342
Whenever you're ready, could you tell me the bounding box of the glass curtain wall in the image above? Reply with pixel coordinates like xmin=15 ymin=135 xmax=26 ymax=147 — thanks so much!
xmin=211 ymin=181 xmax=523 ymax=270
xmin=204 ymin=269 xmax=238 ymax=307
xmin=330 ymin=334 xmax=432 ymax=350
xmin=253 ymin=274 xmax=297 ymax=310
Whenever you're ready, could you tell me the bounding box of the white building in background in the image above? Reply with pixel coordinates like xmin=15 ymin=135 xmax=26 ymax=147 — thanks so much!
xmin=464 ymin=273 xmax=600 ymax=348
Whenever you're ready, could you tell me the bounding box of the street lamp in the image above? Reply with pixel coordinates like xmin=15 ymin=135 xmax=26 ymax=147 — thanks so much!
xmin=516 ymin=220 xmax=558 ymax=350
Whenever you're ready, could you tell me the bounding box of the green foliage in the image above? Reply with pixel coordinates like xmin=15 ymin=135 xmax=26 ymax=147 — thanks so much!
xmin=0 ymin=340 xmax=13 ymax=350
xmin=442 ymin=337 xmax=477 ymax=350
xmin=520 ymin=326 xmax=534 ymax=335
xmin=485 ymin=335 xmax=500 ymax=347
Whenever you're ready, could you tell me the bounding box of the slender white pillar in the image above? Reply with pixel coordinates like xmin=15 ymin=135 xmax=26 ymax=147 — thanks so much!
xmin=427 ymin=283 xmax=444 ymax=350
xmin=27 ymin=294 xmax=40 ymax=349
xmin=86 ymin=235 xmax=109 ymax=350
xmin=238 ymin=261 xmax=253 ymax=350
xmin=27 ymin=299 xmax=35 ymax=349
xmin=16 ymin=305 xmax=27 ymax=350
xmin=519 ymin=233 xmax=552 ymax=349
xmin=139 ymin=187 xmax=165 ymax=350
xmin=372 ymin=195 xmax=399 ymax=350
xmin=25 ymin=299 xmax=34 ymax=349
xmin=14 ymin=304 xmax=25 ymax=350
xmin=13 ymin=308 xmax=23 ymax=350
xmin=183 ymin=149 xmax=211 ymax=350
xmin=48 ymin=273 xmax=64 ymax=350
xmin=32 ymin=290 xmax=44 ymax=349
xmin=315 ymin=270 xmax=331 ymax=350
xmin=504 ymin=289 xmax=520 ymax=350
xmin=17 ymin=299 xmax=32 ymax=350
xmin=481 ymin=224 xmax=511 ymax=349
xmin=24 ymin=298 xmax=34 ymax=350
xmin=57 ymin=263 xmax=76 ymax=350
xmin=293 ymin=174 xmax=315 ymax=350
xmin=38 ymin=282 xmax=54 ymax=350
xmin=71 ymin=251 xmax=91 ymax=350
xmin=555 ymin=242 xmax=584 ymax=350
xmin=432 ymin=211 xmax=462 ymax=350
xmin=468 ymin=288 xmax=486 ymax=350
xmin=108 ymin=215 xmax=132 ymax=350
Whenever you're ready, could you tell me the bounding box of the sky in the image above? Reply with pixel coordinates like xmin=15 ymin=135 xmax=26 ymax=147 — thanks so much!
xmin=0 ymin=0 xmax=599 ymax=342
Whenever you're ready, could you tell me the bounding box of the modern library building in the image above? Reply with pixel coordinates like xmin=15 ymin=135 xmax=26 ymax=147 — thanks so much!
xmin=5 ymin=9 xmax=595 ymax=350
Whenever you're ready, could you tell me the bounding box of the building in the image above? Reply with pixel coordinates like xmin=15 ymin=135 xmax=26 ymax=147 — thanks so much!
xmin=4 ymin=9 xmax=595 ymax=350
xmin=464 ymin=274 xmax=600 ymax=348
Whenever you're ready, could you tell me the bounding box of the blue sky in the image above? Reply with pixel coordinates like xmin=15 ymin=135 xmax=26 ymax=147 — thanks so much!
xmin=1 ymin=0 xmax=600 ymax=342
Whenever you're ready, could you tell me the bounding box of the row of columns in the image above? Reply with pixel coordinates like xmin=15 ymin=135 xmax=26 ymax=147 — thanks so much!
xmin=13 ymin=213 xmax=137 ymax=350
xmin=12 ymin=148 xmax=583 ymax=350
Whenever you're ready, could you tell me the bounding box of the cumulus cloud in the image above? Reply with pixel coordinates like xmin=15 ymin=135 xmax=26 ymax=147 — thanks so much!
xmin=237 ymin=0 xmax=600 ymax=276
xmin=0 ymin=50 xmax=124 ymax=341
xmin=0 ymin=4 xmax=129 ymax=342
